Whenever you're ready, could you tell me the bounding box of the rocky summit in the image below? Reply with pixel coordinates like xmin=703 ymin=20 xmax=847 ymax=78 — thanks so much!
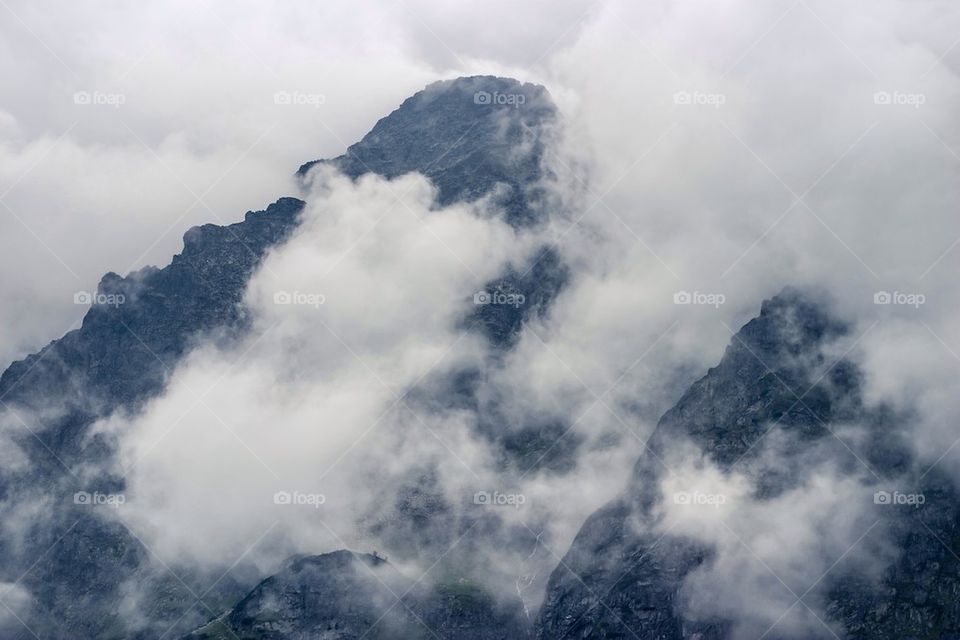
xmin=0 ymin=75 xmax=566 ymax=640
xmin=536 ymin=290 xmax=960 ymax=640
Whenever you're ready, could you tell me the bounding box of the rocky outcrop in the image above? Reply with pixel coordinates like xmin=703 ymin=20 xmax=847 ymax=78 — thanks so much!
xmin=536 ymin=289 xmax=960 ymax=639
xmin=0 ymin=76 xmax=561 ymax=639
xmin=184 ymin=551 xmax=529 ymax=640
xmin=298 ymin=75 xmax=555 ymax=227
xmin=0 ymin=196 xmax=305 ymax=639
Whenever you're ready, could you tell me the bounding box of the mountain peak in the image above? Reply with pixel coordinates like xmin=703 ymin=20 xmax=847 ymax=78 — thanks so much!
xmin=297 ymin=75 xmax=556 ymax=225
xmin=420 ymin=74 xmax=551 ymax=103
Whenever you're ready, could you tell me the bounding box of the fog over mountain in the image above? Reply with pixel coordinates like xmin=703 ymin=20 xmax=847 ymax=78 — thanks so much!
xmin=2 ymin=1 xmax=960 ymax=639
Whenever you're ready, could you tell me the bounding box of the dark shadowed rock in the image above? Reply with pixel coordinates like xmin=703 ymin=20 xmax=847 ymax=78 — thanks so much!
xmin=298 ymin=76 xmax=556 ymax=227
xmin=184 ymin=551 xmax=530 ymax=640
xmin=0 ymin=196 xmax=305 ymax=639
xmin=0 ymin=76 xmax=563 ymax=639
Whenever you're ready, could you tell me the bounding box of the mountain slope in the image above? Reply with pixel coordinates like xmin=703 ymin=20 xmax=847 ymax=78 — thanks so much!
xmin=0 ymin=75 xmax=560 ymax=640
xmin=0 ymin=197 xmax=305 ymax=639
xmin=535 ymin=289 xmax=960 ymax=639
xmin=184 ymin=551 xmax=529 ymax=640
xmin=298 ymin=75 xmax=555 ymax=226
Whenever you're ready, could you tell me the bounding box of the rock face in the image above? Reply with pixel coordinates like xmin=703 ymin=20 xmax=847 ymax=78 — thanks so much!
xmin=184 ymin=551 xmax=529 ymax=640
xmin=535 ymin=289 xmax=960 ymax=640
xmin=298 ymin=75 xmax=556 ymax=226
xmin=301 ymin=75 xmax=568 ymax=350
xmin=0 ymin=76 xmax=561 ymax=639
xmin=183 ymin=288 xmax=960 ymax=640
xmin=0 ymin=196 xmax=306 ymax=639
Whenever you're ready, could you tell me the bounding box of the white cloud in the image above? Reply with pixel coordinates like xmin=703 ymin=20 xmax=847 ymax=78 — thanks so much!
xmin=102 ymin=167 xmax=527 ymax=566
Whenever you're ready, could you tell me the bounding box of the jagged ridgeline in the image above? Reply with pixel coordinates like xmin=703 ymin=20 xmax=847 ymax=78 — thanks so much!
xmin=0 ymin=76 xmax=561 ymax=640
xmin=1 ymin=76 xmax=957 ymax=640
xmin=537 ymin=291 xmax=960 ymax=640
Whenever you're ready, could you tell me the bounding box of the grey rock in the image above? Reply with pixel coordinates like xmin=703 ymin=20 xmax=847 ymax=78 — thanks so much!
xmin=298 ymin=75 xmax=556 ymax=227
xmin=0 ymin=76 xmax=563 ymax=639
xmin=184 ymin=551 xmax=529 ymax=640
xmin=535 ymin=289 xmax=960 ymax=639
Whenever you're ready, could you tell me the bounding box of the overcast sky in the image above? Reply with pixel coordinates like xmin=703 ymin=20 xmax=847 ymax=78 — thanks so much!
xmin=2 ymin=0 xmax=958 ymax=369
xmin=0 ymin=0 xmax=597 ymax=365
